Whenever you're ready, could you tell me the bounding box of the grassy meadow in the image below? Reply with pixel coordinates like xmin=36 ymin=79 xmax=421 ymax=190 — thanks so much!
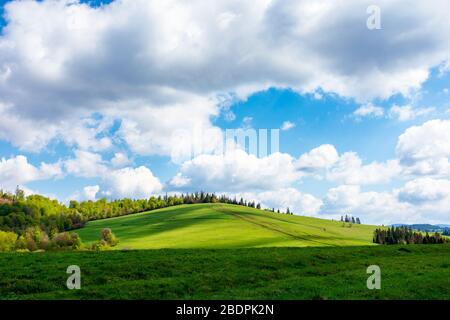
xmin=1 ymin=245 xmax=450 ymax=299
xmin=76 ymin=203 xmax=377 ymax=249
xmin=3 ymin=203 xmax=449 ymax=300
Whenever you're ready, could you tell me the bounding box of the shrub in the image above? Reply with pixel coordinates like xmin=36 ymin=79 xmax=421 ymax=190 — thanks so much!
xmin=39 ymin=232 xmax=51 ymax=251
xmin=52 ymin=232 xmax=82 ymax=249
xmin=0 ymin=230 xmax=18 ymax=252
xmin=91 ymin=240 xmax=111 ymax=251
xmin=91 ymin=228 xmax=118 ymax=250
xmin=100 ymin=228 xmax=118 ymax=246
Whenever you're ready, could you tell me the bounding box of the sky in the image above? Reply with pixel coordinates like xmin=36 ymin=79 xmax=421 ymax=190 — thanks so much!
xmin=0 ymin=0 xmax=449 ymax=224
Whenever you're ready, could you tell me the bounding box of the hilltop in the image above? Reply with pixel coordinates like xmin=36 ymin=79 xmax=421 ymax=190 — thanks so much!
xmin=77 ymin=203 xmax=377 ymax=249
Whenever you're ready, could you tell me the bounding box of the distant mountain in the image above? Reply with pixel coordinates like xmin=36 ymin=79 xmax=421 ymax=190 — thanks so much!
xmin=391 ymin=224 xmax=449 ymax=232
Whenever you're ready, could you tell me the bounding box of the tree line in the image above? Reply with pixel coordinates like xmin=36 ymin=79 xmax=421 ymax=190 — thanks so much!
xmin=0 ymin=189 xmax=268 ymax=235
xmin=373 ymin=226 xmax=449 ymax=245
xmin=0 ymin=188 xmax=274 ymax=251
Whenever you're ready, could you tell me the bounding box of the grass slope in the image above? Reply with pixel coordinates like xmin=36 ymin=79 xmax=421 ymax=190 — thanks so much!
xmin=2 ymin=245 xmax=450 ymax=299
xmin=76 ymin=203 xmax=377 ymax=249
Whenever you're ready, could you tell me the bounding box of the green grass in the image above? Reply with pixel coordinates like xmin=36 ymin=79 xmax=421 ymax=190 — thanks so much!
xmin=4 ymin=203 xmax=446 ymax=300
xmin=76 ymin=203 xmax=378 ymax=249
xmin=1 ymin=245 xmax=450 ymax=299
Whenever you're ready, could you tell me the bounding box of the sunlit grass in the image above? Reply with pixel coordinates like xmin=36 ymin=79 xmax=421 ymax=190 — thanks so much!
xmin=76 ymin=203 xmax=378 ymax=249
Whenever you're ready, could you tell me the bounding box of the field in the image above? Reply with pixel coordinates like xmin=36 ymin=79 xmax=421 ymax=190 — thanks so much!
xmin=3 ymin=203 xmax=449 ymax=300
xmin=1 ymin=245 xmax=450 ymax=299
xmin=76 ymin=203 xmax=377 ymax=249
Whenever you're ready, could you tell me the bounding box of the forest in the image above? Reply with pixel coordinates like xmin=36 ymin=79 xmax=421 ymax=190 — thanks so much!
xmin=0 ymin=188 xmax=270 ymax=251
xmin=373 ymin=226 xmax=449 ymax=245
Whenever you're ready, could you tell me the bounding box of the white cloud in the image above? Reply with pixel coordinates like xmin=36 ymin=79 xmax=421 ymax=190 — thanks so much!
xmin=0 ymin=155 xmax=61 ymax=191
xmin=326 ymin=153 xmax=401 ymax=185
xmin=171 ymin=143 xmax=403 ymax=193
xmin=64 ymin=150 xmax=107 ymax=178
xmin=281 ymin=121 xmax=295 ymax=131
xmin=83 ymin=185 xmax=100 ymax=201
xmin=102 ymin=166 xmax=163 ymax=199
xmin=353 ymin=103 xmax=384 ymax=119
xmin=389 ymin=104 xmax=434 ymax=121
xmin=297 ymin=145 xmax=401 ymax=185
xmin=0 ymin=156 xmax=40 ymax=190
xmin=396 ymin=119 xmax=450 ymax=176
xmin=115 ymin=96 xmax=223 ymax=158
xmin=111 ymin=152 xmax=131 ymax=168
xmin=232 ymin=188 xmax=323 ymax=215
xmin=169 ymin=173 xmax=191 ymax=188
xmin=353 ymin=103 xmax=435 ymax=122
xmin=0 ymin=0 xmax=449 ymax=153
xmin=61 ymin=149 xmax=162 ymax=199
xmin=60 ymin=117 xmax=113 ymax=152
xmin=296 ymin=144 xmax=339 ymax=171
xmin=313 ymin=92 xmax=323 ymax=100
xmin=320 ymin=178 xmax=450 ymax=225
xmin=397 ymin=178 xmax=450 ymax=205
xmin=39 ymin=161 xmax=64 ymax=179
xmin=0 ymin=103 xmax=113 ymax=152
xmin=170 ymin=148 xmax=300 ymax=192
xmin=321 ymin=185 xmax=413 ymax=224
xmin=0 ymin=103 xmax=59 ymax=151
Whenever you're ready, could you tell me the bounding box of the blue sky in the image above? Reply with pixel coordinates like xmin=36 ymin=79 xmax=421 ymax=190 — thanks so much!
xmin=0 ymin=0 xmax=450 ymax=224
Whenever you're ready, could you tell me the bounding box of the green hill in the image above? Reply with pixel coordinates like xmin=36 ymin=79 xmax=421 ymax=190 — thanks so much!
xmin=76 ymin=203 xmax=377 ymax=249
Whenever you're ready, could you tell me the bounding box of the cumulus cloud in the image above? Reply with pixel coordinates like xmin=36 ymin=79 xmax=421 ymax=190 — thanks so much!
xmin=396 ymin=119 xmax=450 ymax=176
xmin=63 ymin=150 xmax=108 ymax=178
xmin=326 ymin=153 xmax=401 ymax=185
xmin=83 ymin=185 xmax=100 ymax=201
xmin=115 ymin=96 xmax=223 ymax=158
xmin=102 ymin=166 xmax=163 ymax=199
xmin=0 ymin=0 xmax=449 ymax=153
xmin=388 ymin=104 xmax=434 ymax=121
xmin=353 ymin=103 xmax=384 ymax=119
xmin=169 ymin=148 xmax=300 ymax=192
xmin=320 ymin=178 xmax=450 ymax=224
xmin=322 ymin=185 xmax=414 ymax=224
xmin=297 ymin=145 xmax=401 ymax=185
xmin=0 ymin=155 xmax=62 ymax=190
xmin=110 ymin=152 xmax=131 ymax=168
xmin=296 ymin=144 xmax=339 ymax=172
xmin=232 ymin=188 xmax=323 ymax=215
xmin=170 ymin=143 xmax=404 ymax=194
xmin=397 ymin=178 xmax=450 ymax=205
xmin=62 ymin=151 xmax=162 ymax=199
xmin=2 ymin=0 xmax=450 ymax=224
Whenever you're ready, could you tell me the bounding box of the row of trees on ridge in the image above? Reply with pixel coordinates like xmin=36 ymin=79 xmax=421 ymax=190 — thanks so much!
xmin=373 ymin=226 xmax=449 ymax=245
